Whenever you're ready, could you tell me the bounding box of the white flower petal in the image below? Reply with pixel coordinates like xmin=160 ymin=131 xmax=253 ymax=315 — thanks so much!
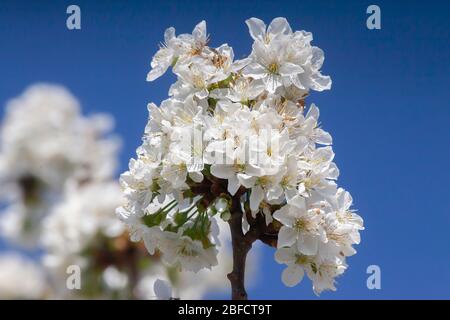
xmin=310 ymin=73 xmax=332 ymax=91
xmin=279 ymin=63 xmax=303 ymax=76
xmin=164 ymin=27 xmax=176 ymax=44
xmin=227 ymin=176 xmax=241 ymax=195
xmin=237 ymin=173 xmax=257 ymax=188
xmin=210 ymin=165 xmax=234 ymax=179
xmin=245 ymin=17 xmax=266 ymax=41
xmin=287 ymin=196 xmax=306 ymax=211
xmin=192 ymin=20 xmax=207 ymax=43
xmin=274 ymin=247 xmax=295 ymax=264
xmin=147 ymin=67 xmax=166 ymax=82
xmin=314 ymin=128 xmax=332 ymax=145
xmin=282 ymin=265 xmax=304 ymax=287
xmin=298 ymin=234 xmax=318 ymax=255
xmin=267 ymin=17 xmax=292 ymax=38
xmin=277 ymin=226 xmax=297 ymax=248
xmin=243 ymin=63 xmax=266 ymax=79
xmin=273 ymin=206 xmax=294 ymax=226
xmin=154 ymin=279 xmax=172 ymax=300
xmin=249 ymin=185 xmax=264 ymax=211
xmin=195 ymin=88 xmax=209 ymax=100
xmin=267 ymin=185 xmax=283 ymax=200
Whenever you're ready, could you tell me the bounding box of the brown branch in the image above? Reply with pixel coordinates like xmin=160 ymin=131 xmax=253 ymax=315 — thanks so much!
xmin=242 ymin=203 xmax=278 ymax=247
xmin=259 ymin=233 xmax=278 ymax=248
xmin=227 ymin=197 xmax=279 ymax=300
xmin=227 ymin=197 xmax=252 ymax=300
xmin=194 ymin=183 xmax=280 ymax=300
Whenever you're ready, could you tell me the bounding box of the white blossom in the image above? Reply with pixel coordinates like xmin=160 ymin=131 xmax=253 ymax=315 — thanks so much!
xmin=0 ymin=84 xmax=119 ymax=191
xmin=0 ymin=84 xmax=120 ymax=246
xmin=0 ymin=253 xmax=48 ymax=299
xmin=243 ymin=17 xmax=331 ymax=93
xmin=119 ymin=17 xmax=362 ymax=296
xmin=41 ymin=181 xmax=125 ymax=270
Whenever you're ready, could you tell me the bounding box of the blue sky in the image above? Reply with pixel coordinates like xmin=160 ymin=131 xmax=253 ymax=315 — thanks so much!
xmin=0 ymin=0 xmax=449 ymax=299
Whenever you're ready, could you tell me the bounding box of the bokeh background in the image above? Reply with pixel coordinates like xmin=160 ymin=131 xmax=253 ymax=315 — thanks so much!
xmin=0 ymin=0 xmax=449 ymax=299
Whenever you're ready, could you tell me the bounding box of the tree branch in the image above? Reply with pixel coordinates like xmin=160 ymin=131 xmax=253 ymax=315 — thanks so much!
xmin=258 ymin=233 xmax=278 ymax=248
xmin=227 ymin=198 xmax=252 ymax=300
xmin=227 ymin=197 xmax=278 ymax=299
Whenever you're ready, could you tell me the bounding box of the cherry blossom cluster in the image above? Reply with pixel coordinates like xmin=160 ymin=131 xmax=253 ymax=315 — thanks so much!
xmin=0 ymin=84 xmax=119 ymax=246
xmin=118 ymin=17 xmax=363 ymax=294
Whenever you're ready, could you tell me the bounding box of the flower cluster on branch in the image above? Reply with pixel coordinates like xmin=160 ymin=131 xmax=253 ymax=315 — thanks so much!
xmin=118 ymin=17 xmax=363 ymax=295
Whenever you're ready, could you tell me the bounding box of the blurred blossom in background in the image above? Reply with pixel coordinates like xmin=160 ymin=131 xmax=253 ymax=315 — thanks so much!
xmin=0 ymin=84 xmax=120 ymax=247
xmin=0 ymin=84 xmax=258 ymax=299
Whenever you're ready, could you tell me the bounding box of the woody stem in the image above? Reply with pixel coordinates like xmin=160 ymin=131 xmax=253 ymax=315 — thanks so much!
xmin=227 ymin=201 xmax=251 ymax=300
